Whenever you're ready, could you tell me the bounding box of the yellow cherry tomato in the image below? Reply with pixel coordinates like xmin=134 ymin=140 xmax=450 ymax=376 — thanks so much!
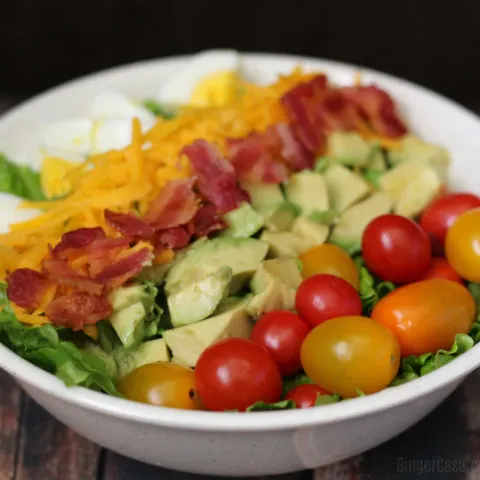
xmin=117 ymin=362 xmax=203 ymax=410
xmin=445 ymin=208 xmax=480 ymax=282
xmin=299 ymin=244 xmax=359 ymax=289
xmin=300 ymin=316 xmax=400 ymax=398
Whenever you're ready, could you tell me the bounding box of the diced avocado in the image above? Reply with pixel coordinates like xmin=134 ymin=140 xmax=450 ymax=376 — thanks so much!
xmin=331 ymin=192 xmax=393 ymax=245
xmin=379 ymin=160 xmax=443 ymax=218
xmin=109 ymin=283 xmax=155 ymax=311
xmin=165 ymin=237 xmax=269 ymax=294
xmin=164 ymin=298 xmax=253 ymax=367
xmin=84 ymin=343 xmax=118 ymax=379
xmin=221 ymin=202 xmax=265 ymax=238
xmin=263 ymin=202 xmax=298 ymax=232
xmin=388 ymin=135 xmax=450 ymax=179
xmin=247 ymin=258 xmax=303 ymax=317
xmin=109 ymin=301 xmax=146 ymax=349
xmin=323 ymin=163 xmax=371 ymax=212
xmin=241 ymin=182 xmax=284 ymax=215
xmin=291 ymin=217 xmax=329 ymax=247
xmin=260 ymin=230 xmax=310 ymax=257
xmin=137 ymin=263 xmax=172 ymax=284
xmin=167 ymin=266 xmax=232 ymax=328
xmin=284 ymin=171 xmax=329 ymax=216
xmin=133 ymin=338 xmax=170 ymax=369
xmin=215 ymin=294 xmax=252 ymax=314
xmin=327 ymin=131 xmax=371 ymax=167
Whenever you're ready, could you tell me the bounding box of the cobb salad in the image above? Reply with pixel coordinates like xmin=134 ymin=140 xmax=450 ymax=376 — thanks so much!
xmin=1 ymin=50 xmax=480 ymax=412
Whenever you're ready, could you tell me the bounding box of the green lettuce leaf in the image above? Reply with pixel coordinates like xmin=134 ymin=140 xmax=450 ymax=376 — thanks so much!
xmin=246 ymin=399 xmax=296 ymax=411
xmin=142 ymin=100 xmax=175 ymax=119
xmin=362 ymin=169 xmax=383 ymax=189
xmin=355 ymin=257 xmax=395 ymax=314
xmin=314 ymin=394 xmax=341 ymax=406
xmin=0 ymin=153 xmax=46 ymax=201
xmin=0 ymin=284 xmax=120 ymax=396
xmin=329 ymin=239 xmax=362 ymax=256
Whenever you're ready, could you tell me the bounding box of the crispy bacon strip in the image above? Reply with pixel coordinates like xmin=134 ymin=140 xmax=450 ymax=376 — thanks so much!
xmin=143 ymin=179 xmax=198 ymax=230
xmin=191 ymin=205 xmax=226 ymax=238
xmin=85 ymin=238 xmax=131 ymax=277
xmin=181 ymin=140 xmax=249 ymax=213
xmin=42 ymin=259 xmax=104 ymax=296
xmin=155 ymin=227 xmax=191 ymax=250
xmin=105 ymin=210 xmax=155 ymax=239
xmin=6 ymin=268 xmax=52 ymax=311
xmin=53 ymin=227 xmax=106 ymax=259
xmin=272 ymin=123 xmax=313 ymax=171
xmin=46 ymin=292 xmax=112 ymax=330
xmin=95 ymin=248 xmax=153 ymax=288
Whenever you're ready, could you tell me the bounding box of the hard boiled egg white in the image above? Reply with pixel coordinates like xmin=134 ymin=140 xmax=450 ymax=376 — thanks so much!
xmin=0 ymin=193 xmax=42 ymax=233
xmin=155 ymin=49 xmax=242 ymax=108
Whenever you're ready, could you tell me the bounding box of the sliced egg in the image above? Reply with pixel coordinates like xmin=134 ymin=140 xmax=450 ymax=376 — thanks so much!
xmin=91 ymin=118 xmax=134 ymax=154
xmin=0 ymin=193 xmax=42 ymax=233
xmin=40 ymin=117 xmax=93 ymax=156
xmin=155 ymin=49 xmax=241 ymax=108
xmin=89 ymin=90 xmax=156 ymax=131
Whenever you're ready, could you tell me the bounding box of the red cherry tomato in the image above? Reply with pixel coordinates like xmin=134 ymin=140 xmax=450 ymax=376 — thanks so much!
xmin=195 ymin=338 xmax=282 ymax=411
xmin=419 ymin=258 xmax=463 ymax=284
xmin=285 ymin=384 xmax=330 ymax=409
xmin=420 ymin=193 xmax=480 ymax=246
xmin=250 ymin=310 xmax=310 ymax=376
xmin=295 ymin=274 xmax=362 ymax=327
xmin=362 ymin=214 xmax=431 ymax=284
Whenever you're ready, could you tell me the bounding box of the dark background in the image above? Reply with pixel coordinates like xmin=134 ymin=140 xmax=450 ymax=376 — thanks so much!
xmin=2 ymin=0 xmax=480 ymax=109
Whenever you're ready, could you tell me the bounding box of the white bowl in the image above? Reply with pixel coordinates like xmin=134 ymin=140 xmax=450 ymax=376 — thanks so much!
xmin=1 ymin=53 xmax=480 ymax=477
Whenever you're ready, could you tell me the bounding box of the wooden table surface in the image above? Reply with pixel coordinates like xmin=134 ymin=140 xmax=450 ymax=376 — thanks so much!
xmin=2 ymin=97 xmax=480 ymax=480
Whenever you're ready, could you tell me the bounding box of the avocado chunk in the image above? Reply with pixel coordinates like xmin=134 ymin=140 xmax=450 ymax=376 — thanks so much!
xmin=109 ymin=283 xmax=156 ymax=311
xmin=247 ymin=258 xmax=303 ymax=317
xmin=260 ymin=230 xmax=309 ymax=257
xmin=331 ymin=192 xmax=393 ymax=245
xmin=163 ymin=298 xmax=253 ymax=367
xmin=221 ymin=202 xmax=265 ymax=238
xmin=167 ymin=266 xmax=232 ymax=328
xmin=109 ymin=301 xmax=146 ymax=349
xmin=263 ymin=202 xmax=298 ymax=232
xmin=165 ymin=237 xmax=269 ymax=294
xmin=327 ymin=131 xmax=371 ymax=167
xmin=284 ymin=171 xmax=329 ymax=216
xmin=137 ymin=262 xmax=172 ymax=284
xmin=133 ymin=338 xmax=170 ymax=369
xmin=84 ymin=343 xmax=118 ymax=379
xmin=367 ymin=144 xmax=387 ymax=171
xmin=388 ymin=135 xmax=450 ymax=179
xmin=323 ymin=163 xmax=371 ymax=213
xmin=379 ymin=160 xmax=443 ymax=218
xmin=241 ymin=182 xmax=284 ymax=215
xmin=291 ymin=217 xmax=329 ymax=247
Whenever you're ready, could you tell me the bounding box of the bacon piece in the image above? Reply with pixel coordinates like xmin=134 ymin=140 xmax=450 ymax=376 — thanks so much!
xmin=181 ymin=140 xmax=249 ymax=213
xmin=104 ymin=209 xmax=155 ymax=239
xmin=85 ymin=238 xmax=131 ymax=277
xmin=192 ymin=205 xmax=226 ymax=238
xmin=42 ymin=259 xmax=104 ymax=296
xmin=143 ymin=179 xmax=198 ymax=230
xmin=46 ymin=292 xmax=112 ymax=330
xmin=227 ymin=130 xmax=289 ymax=184
xmin=53 ymin=227 xmax=106 ymax=259
xmin=341 ymin=85 xmax=407 ymax=137
xmin=273 ymin=123 xmax=313 ymax=171
xmin=281 ymin=75 xmax=329 ymax=154
xmin=95 ymin=248 xmax=153 ymax=288
xmin=314 ymin=90 xmax=364 ymax=132
xmin=6 ymin=268 xmax=51 ymax=311
xmin=155 ymin=226 xmax=191 ymax=250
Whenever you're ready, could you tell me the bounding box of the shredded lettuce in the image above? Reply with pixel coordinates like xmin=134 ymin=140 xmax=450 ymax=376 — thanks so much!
xmin=142 ymin=100 xmax=175 ymax=119
xmin=246 ymin=399 xmax=296 ymax=411
xmin=329 ymin=239 xmax=362 ymax=256
xmin=0 ymin=284 xmax=120 ymax=395
xmin=282 ymin=372 xmax=315 ymax=397
xmin=355 ymin=256 xmax=395 ymax=314
xmin=0 ymin=153 xmax=46 ymax=201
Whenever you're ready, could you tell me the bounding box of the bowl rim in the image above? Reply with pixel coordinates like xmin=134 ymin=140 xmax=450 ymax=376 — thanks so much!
xmin=1 ymin=51 xmax=479 ymax=432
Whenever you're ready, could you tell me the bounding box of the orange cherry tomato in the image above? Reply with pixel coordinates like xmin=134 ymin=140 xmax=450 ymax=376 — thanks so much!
xmin=298 ymin=244 xmax=359 ymax=289
xmin=371 ymin=279 xmax=475 ymax=357
xmin=117 ymin=362 xmax=203 ymax=410
xmin=300 ymin=316 xmax=400 ymax=398
xmin=445 ymin=208 xmax=480 ymax=282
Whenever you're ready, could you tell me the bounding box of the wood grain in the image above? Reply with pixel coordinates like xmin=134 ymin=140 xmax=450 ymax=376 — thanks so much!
xmin=14 ymin=397 xmax=101 ymax=480
xmin=0 ymin=371 xmax=22 ymax=480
